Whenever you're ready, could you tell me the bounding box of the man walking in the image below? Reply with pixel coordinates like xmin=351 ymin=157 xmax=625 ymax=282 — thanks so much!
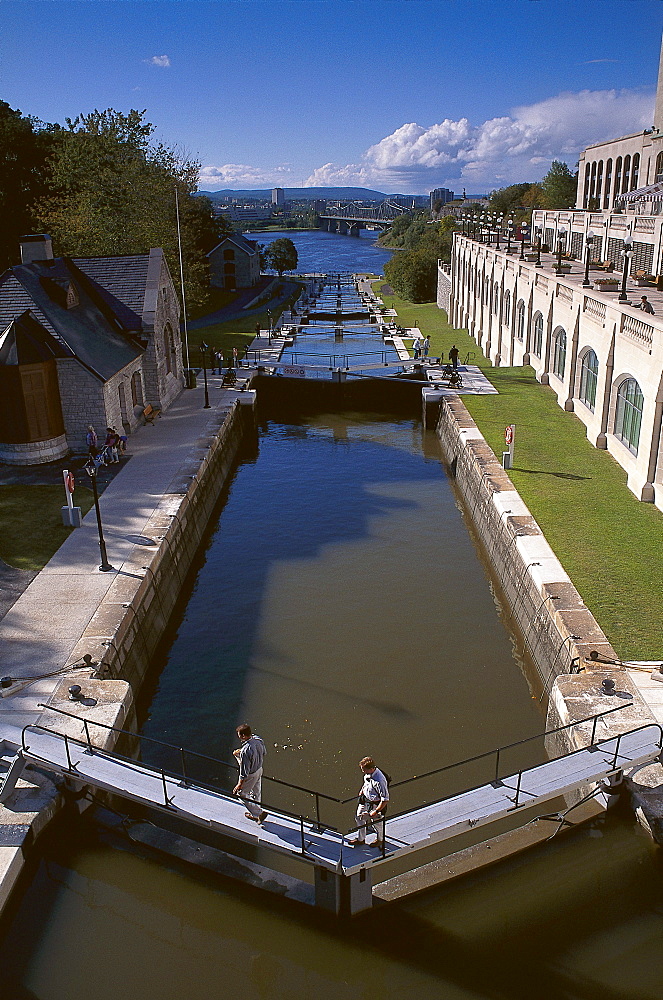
xmin=348 ymin=756 xmax=389 ymax=848
xmin=449 ymin=344 xmax=460 ymax=370
xmin=233 ymin=723 xmax=267 ymax=824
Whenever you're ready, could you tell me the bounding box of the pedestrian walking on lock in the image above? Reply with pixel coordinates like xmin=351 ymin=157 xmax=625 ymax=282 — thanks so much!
xmin=255 ymin=322 xmax=261 ymax=339
xmin=232 ymin=346 xmax=239 ymax=369
xmin=422 ymin=335 xmax=430 ymax=357
xmin=233 ymin=724 xmax=268 ymax=824
xmin=449 ymin=344 xmax=460 ymax=370
xmin=348 ymin=756 xmax=389 ymax=848
xmin=86 ymin=424 xmax=98 ymax=456
xmin=413 ymin=340 xmax=421 ymax=360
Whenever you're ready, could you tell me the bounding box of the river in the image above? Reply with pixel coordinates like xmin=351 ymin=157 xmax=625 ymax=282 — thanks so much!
xmin=245 ymin=228 xmax=394 ymax=275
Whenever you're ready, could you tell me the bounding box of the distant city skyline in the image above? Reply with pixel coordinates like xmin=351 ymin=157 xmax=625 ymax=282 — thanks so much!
xmin=2 ymin=0 xmax=662 ymax=194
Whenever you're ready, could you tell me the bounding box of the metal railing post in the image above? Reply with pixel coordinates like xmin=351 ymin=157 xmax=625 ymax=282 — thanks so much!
xmin=64 ymin=733 xmax=73 ymax=772
xmin=83 ymin=720 xmax=93 ymax=754
xmin=315 ymin=793 xmax=321 ymax=831
xmin=512 ymin=770 xmax=523 ymax=808
xmin=161 ymin=768 xmax=171 ymax=807
xmin=591 ymin=712 xmax=599 ymax=745
xmin=300 ymin=816 xmax=306 ymax=856
xmin=494 ymin=748 xmax=501 ymax=783
xmin=179 ymin=748 xmax=188 ymax=786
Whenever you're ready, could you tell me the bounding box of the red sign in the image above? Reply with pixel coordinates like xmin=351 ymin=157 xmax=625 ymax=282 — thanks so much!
xmin=66 ymin=472 xmax=75 ymax=493
xmin=505 ymin=425 xmax=514 ymax=445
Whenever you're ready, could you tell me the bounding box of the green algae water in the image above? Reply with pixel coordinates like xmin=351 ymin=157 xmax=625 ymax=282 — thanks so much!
xmin=2 ymin=411 xmax=662 ymax=999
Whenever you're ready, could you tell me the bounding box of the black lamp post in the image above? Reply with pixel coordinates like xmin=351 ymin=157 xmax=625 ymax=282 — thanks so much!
xmin=519 ymin=224 xmax=528 ymax=261
xmin=495 ymin=215 xmax=502 ymax=250
xmin=200 ymin=341 xmax=211 ymax=408
xmin=534 ymin=227 xmax=543 ymax=267
xmin=267 ymin=309 xmax=273 ymax=342
xmin=618 ymin=237 xmax=634 ymax=302
xmin=84 ymin=459 xmax=114 ymax=572
xmin=506 ymin=218 xmax=514 ymax=253
xmin=554 ymin=227 xmax=568 ymax=274
xmin=582 ymin=231 xmax=595 ymax=287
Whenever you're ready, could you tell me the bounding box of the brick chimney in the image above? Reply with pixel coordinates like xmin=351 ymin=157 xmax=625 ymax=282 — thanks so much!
xmin=20 ymin=235 xmax=54 ymax=264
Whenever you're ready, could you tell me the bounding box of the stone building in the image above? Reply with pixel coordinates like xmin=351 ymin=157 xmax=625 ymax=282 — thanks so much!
xmin=207 ymin=234 xmax=261 ymax=291
xmin=0 ymin=235 xmax=183 ymax=464
xmin=439 ymin=33 xmax=663 ymax=511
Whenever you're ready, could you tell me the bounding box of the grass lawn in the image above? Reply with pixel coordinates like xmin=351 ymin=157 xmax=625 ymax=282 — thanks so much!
xmin=381 ymin=288 xmax=663 ymax=661
xmin=0 ymin=485 xmax=95 ymax=571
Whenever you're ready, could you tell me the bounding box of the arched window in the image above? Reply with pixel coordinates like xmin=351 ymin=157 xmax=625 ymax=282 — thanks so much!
xmin=596 ymin=160 xmax=604 ymax=206
xmin=493 ymin=283 xmax=500 ymax=315
xmin=583 ymin=164 xmax=591 ymax=208
xmin=622 ymin=155 xmax=631 ymax=193
xmin=131 ymin=371 xmax=143 ymax=407
xmin=163 ymin=323 xmax=174 ymax=374
xmin=503 ymin=290 xmax=511 ymax=326
xmin=579 ymin=350 xmax=599 ymax=411
xmin=516 ymin=300 xmax=525 ymax=341
xmin=532 ymin=312 xmax=543 ymax=357
xmin=590 ymin=161 xmax=597 ymax=202
xmin=656 ymin=151 xmax=663 ymax=184
xmin=603 ymin=159 xmax=612 ymax=208
xmin=552 ymin=328 xmax=567 ymax=379
xmin=631 ymin=153 xmax=640 ymax=190
xmin=614 ymin=157 xmax=623 ymax=203
xmin=614 ymin=378 xmax=644 ymax=454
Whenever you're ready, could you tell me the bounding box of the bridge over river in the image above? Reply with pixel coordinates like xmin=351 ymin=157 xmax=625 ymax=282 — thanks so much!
xmin=319 ymin=199 xmax=409 ymax=235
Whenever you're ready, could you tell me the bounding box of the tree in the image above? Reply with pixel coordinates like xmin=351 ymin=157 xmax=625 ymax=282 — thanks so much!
xmin=541 ymin=161 xmax=578 ymax=209
xmin=263 ymin=237 xmax=298 ymax=276
xmin=0 ymin=102 xmax=51 ymax=271
xmin=35 ymin=108 xmax=219 ymax=305
xmin=489 ymin=183 xmax=533 ymax=216
xmin=383 ymin=216 xmax=457 ymax=302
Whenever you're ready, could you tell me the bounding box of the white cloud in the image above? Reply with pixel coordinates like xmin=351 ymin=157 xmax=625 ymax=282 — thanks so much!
xmin=144 ymin=55 xmax=171 ymax=68
xmin=304 ymin=88 xmax=655 ymax=192
xmin=199 ymin=163 xmax=295 ymax=189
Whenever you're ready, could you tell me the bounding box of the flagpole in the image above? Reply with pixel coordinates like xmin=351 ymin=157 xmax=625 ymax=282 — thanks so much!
xmin=175 ymin=187 xmax=191 ymax=373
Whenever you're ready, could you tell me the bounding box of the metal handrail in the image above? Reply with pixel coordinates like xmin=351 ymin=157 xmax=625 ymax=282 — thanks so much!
xmin=35 ymin=703 xmax=341 ymax=806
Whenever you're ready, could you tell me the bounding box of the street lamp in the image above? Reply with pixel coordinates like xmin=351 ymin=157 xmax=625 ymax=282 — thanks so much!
xmin=267 ymin=309 xmax=273 ymax=342
xmin=534 ymin=227 xmax=543 ymax=267
xmin=582 ymin=231 xmax=595 ymax=287
xmin=84 ymin=459 xmax=114 ymax=572
xmin=519 ymin=224 xmax=529 ymax=261
xmin=618 ymin=236 xmax=634 ymax=302
xmin=200 ymin=341 xmax=211 ymax=408
xmin=506 ymin=217 xmax=514 ymax=253
xmin=495 ymin=215 xmax=502 ymax=250
xmin=554 ymin=226 xmax=568 ymax=274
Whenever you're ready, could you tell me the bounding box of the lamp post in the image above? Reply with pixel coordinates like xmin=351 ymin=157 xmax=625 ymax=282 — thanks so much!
xmin=534 ymin=227 xmax=543 ymax=267
xmin=200 ymin=341 xmax=211 ymax=408
xmin=84 ymin=459 xmax=114 ymax=572
xmin=267 ymin=309 xmax=273 ymax=342
xmin=618 ymin=237 xmax=634 ymax=302
xmin=554 ymin=226 xmax=568 ymax=274
xmin=582 ymin=231 xmax=595 ymax=287
xmin=519 ymin=224 xmax=528 ymax=261
xmin=506 ymin=218 xmax=514 ymax=254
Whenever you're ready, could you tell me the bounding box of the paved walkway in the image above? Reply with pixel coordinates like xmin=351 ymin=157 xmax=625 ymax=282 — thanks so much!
xmin=0 ymin=377 xmax=246 ymax=731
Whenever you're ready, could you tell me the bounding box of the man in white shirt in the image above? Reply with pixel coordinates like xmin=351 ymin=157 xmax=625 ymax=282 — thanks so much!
xmin=348 ymin=756 xmax=389 ymax=847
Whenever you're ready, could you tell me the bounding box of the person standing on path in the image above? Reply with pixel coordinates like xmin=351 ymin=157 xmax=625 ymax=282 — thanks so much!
xmin=233 ymin=724 xmax=268 ymax=823
xmin=348 ymin=756 xmax=389 ymax=847
xmin=422 ymin=335 xmax=430 ymax=357
xmin=232 ymin=346 xmax=239 ymax=369
xmin=449 ymin=345 xmax=459 ymax=370
xmin=86 ymin=425 xmax=98 ymax=456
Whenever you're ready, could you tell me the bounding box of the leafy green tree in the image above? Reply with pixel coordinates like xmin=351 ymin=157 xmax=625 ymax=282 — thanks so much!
xmin=384 ymin=217 xmax=457 ymax=302
xmin=263 ymin=237 xmax=298 ymax=276
xmin=35 ymin=108 xmax=218 ymax=305
xmin=541 ymin=160 xmax=578 ymax=209
xmin=489 ymin=183 xmax=533 ymax=216
xmin=0 ymin=102 xmax=51 ymax=271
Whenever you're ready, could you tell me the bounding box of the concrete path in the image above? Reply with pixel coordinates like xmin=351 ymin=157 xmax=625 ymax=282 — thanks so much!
xmin=0 ymin=377 xmax=245 ymax=731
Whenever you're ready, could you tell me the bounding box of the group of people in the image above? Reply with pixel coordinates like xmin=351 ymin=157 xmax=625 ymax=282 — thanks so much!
xmin=86 ymin=425 xmax=127 ymax=466
xmin=412 ymin=335 xmax=430 ymax=360
xmin=232 ymin=724 xmax=389 ymax=847
xmin=213 ymin=347 xmax=240 ymax=374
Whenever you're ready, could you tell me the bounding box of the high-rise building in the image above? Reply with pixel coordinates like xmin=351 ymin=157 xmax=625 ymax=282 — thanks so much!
xmin=272 ymin=188 xmax=285 ymax=207
xmin=430 ymin=188 xmax=455 ymax=211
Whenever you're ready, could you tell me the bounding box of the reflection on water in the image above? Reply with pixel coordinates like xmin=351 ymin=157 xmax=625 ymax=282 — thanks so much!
xmin=2 ymin=811 xmax=663 ymax=1000
xmin=138 ymin=413 xmax=542 ymax=823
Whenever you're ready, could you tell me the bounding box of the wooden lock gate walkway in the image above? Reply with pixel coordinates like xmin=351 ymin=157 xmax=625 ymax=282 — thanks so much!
xmin=1 ymin=704 xmax=661 ymax=914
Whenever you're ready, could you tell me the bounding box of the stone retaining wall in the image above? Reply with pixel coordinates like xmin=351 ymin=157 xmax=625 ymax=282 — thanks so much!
xmin=435 ymin=395 xmax=617 ymax=688
xmin=63 ymin=396 xmax=256 ymax=689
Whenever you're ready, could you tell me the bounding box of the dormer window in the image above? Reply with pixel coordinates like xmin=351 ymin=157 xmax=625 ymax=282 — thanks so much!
xmin=65 ymin=282 xmax=79 ymax=309
xmin=41 ymin=276 xmax=80 ymax=309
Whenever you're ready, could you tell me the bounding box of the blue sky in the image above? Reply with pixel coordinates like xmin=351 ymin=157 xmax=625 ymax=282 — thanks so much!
xmin=2 ymin=0 xmax=662 ymax=194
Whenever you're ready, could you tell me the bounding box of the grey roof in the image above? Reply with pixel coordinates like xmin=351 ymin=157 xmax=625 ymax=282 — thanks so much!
xmin=207 ymin=234 xmax=259 ymax=258
xmin=0 ymin=258 xmax=143 ymax=381
xmin=73 ymin=254 xmax=151 ymax=316
xmin=0 ymin=310 xmax=72 ymax=365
